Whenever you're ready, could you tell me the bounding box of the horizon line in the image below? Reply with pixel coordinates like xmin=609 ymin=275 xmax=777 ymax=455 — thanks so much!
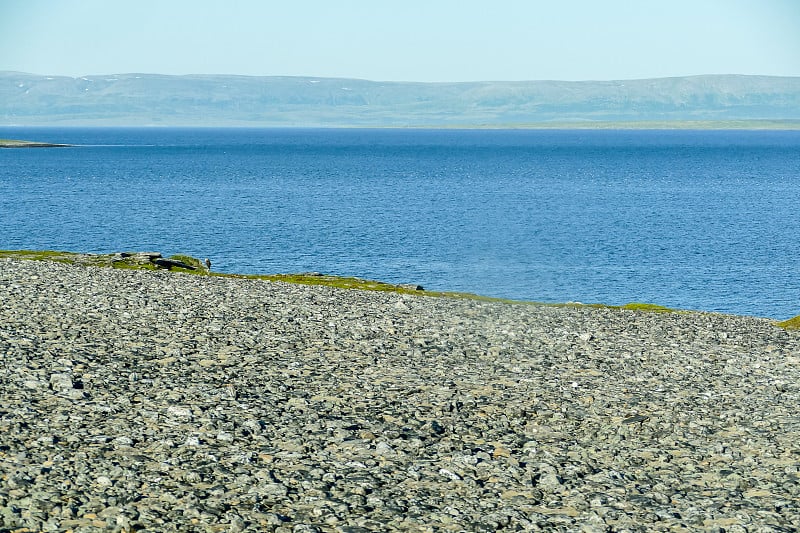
xmin=3 ymin=71 xmax=800 ymax=84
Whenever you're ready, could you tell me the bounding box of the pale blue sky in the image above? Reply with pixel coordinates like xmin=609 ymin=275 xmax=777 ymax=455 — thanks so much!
xmin=1 ymin=0 xmax=798 ymax=81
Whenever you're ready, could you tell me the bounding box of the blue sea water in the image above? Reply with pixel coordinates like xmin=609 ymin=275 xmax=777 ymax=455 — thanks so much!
xmin=1 ymin=127 xmax=799 ymax=319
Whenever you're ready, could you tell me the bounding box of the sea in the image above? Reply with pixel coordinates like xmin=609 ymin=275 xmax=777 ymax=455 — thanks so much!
xmin=1 ymin=127 xmax=799 ymax=319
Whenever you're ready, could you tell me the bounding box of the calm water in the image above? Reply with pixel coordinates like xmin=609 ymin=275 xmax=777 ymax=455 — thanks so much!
xmin=1 ymin=127 xmax=799 ymax=319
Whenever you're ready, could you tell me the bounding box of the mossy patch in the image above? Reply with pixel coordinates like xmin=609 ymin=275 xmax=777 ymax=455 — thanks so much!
xmin=619 ymin=302 xmax=675 ymax=313
xmin=249 ymin=273 xmax=420 ymax=292
xmin=111 ymin=261 xmax=158 ymax=271
xmin=0 ymin=249 xmax=81 ymax=263
xmin=777 ymin=315 xmax=800 ymax=330
xmin=217 ymin=272 xmax=448 ymax=297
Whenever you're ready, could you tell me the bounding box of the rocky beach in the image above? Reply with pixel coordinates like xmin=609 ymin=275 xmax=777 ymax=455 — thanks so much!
xmin=1 ymin=257 xmax=799 ymax=532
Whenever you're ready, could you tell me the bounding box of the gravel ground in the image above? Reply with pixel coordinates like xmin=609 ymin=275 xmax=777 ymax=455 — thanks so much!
xmin=1 ymin=258 xmax=799 ymax=532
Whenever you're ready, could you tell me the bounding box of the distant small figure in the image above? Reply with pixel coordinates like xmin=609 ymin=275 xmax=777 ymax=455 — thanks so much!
xmin=204 ymin=258 xmax=211 ymax=270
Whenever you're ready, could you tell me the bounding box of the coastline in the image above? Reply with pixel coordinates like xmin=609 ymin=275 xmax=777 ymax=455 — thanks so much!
xmin=0 ymin=138 xmax=71 ymax=148
xmin=1 ymin=249 xmax=797 ymax=325
xmin=2 ymin=256 xmax=799 ymax=530
xmin=3 ymin=120 xmax=800 ymax=130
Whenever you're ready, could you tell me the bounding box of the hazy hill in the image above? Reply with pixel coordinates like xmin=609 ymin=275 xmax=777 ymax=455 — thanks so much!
xmin=2 ymin=72 xmax=799 ymax=127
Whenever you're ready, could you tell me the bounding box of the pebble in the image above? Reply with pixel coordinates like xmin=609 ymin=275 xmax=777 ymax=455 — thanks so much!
xmin=1 ymin=258 xmax=799 ymax=531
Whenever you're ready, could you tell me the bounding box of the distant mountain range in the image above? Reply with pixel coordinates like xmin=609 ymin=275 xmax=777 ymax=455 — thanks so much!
xmin=2 ymin=72 xmax=799 ymax=127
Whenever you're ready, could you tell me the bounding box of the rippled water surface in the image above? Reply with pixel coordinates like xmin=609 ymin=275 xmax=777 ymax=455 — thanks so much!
xmin=1 ymin=127 xmax=799 ymax=318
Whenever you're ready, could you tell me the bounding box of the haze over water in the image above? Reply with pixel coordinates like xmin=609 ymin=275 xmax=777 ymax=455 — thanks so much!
xmin=1 ymin=127 xmax=799 ymax=319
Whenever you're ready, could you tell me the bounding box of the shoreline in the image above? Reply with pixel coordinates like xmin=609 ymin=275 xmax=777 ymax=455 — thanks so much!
xmin=1 ymin=249 xmax=798 ymax=327
xmin=1 ymin=256 xmax=799 ymax=529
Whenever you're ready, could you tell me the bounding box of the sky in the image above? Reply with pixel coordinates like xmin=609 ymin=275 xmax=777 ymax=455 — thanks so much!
xmin=1 ymin=0 xmax=798 ymax=82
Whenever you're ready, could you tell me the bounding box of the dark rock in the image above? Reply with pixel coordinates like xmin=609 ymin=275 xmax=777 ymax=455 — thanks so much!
xmin=429 ymin=420 xmax=446 ymax=435
xmin=120 ymin=252 xmax=162 ymax=260
xmin=622 ymin=414 xmax=650 ymax=425
xmin=151 ymin=258 xmax=196 ymax=270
